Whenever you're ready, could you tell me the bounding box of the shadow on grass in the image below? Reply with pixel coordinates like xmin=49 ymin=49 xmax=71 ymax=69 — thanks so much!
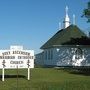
xmin=69 ymin=70 xmax=90 ymax=76
xmin=56 ymin=67 xmax=90 ymax=76
xmin=0 ymin=74 xmax=26 ymax=79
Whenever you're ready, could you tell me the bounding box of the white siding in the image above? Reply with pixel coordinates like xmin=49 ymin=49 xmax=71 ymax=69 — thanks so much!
xmin=36 ymin=46 xmax=90 ymax=66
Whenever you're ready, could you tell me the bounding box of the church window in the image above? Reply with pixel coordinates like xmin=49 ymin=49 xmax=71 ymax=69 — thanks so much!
xmin=47 ymin=49 xmax=53 ymax=60
xmin=45 ymin=51 xmax=47 ymax=60
xmin=48 ymin=50 xmax=50 ymax=60
xmin=51 ymin=50 xmax=53 ymax=60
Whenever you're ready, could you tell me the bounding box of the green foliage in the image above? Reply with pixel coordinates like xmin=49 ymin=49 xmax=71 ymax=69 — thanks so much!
xmin=82 ymin=1 xmax=90 ymax=22
xmin=84 ymin=9 xmax=90 ymax=16
xmin=0 ymin=68 xmax=90 ymax=90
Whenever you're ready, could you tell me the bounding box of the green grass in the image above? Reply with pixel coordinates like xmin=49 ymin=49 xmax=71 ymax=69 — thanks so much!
xmin=0 ymin=68 xmax=90 ymax=90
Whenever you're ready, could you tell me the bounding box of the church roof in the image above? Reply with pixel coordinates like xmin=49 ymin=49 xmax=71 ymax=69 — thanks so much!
xmin=41 ymin=25 xmax=90 ymax=49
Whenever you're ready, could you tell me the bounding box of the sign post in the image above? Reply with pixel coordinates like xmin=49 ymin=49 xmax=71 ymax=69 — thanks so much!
xmin=16 ymin=65 xmax=19 ymax=89
xmin=2 ymin=60 xmax=5 ymax=81
xmin=0 ymin=46 xmax=34 ymax=82
xmin=27 ymin=59 xmax=30 ymax=80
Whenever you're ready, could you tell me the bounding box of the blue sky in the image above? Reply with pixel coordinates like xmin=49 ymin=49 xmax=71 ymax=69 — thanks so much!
xmin=0 ymin=0 xmax=90 ymax=53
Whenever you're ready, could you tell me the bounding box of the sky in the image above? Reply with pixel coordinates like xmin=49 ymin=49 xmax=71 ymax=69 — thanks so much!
xmin=0 ymin=0 xmax=90 ymax=54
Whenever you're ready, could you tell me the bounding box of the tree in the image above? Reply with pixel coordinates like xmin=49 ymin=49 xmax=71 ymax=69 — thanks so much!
xmin=82 ymin=1 xmax=90 ymax=22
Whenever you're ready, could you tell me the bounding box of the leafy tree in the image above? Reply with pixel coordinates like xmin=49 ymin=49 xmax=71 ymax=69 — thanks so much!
xmin=82 ymin=2 xmax=90 ymax=22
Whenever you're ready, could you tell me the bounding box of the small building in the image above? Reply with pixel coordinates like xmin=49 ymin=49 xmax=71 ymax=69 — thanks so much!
xmin=36 ymin=6 xmax=90 ymax=67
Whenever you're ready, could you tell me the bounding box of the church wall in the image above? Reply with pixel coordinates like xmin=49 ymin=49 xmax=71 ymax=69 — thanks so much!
xmin=35 ymin=46 xmax=90 ymax=67
xmin=53 ymin=47 xmax=72 ymax=66
xmin=54 ymin=46 xmax=90 ymax=66
xmin=41 ymin=47 xmax=72 ymax=66
xmin=83 ymin=47 xmax=90 ymax=66
xmin=35 ymin=52 xmax=44 ymax=66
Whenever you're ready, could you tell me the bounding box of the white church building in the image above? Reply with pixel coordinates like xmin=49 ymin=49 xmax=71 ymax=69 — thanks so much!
xmin=36 ymin=6 xmax=90 ymax=67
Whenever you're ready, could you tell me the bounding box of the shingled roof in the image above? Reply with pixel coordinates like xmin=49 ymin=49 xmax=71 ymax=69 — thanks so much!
xmin=41 ymin=25 xmax=90 ymax=49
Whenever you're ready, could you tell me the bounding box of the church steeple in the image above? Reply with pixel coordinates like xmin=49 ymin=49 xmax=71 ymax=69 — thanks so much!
xmin=63 ymin=6 xmax=70 ymax=28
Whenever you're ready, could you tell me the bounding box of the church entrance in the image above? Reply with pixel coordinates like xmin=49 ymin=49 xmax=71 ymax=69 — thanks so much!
xmin=72 ymin=48 xmax=85 ymax=66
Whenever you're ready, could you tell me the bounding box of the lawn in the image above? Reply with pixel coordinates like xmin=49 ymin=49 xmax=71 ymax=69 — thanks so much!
xmin=0 ymin=68 xmax=90 ymax=90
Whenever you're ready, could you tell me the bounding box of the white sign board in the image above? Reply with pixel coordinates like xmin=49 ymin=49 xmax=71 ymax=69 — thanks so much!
xmin=0 ymin=46 xmax=34 ymax=69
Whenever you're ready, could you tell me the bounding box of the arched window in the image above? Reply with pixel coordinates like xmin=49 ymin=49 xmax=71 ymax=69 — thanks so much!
xmin=75 ymin=48 xmax=83 ymax=59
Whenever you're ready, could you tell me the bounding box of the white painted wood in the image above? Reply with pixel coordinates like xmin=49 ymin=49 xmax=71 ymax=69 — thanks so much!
xmin=2 ymin=67 xmax=4 ymax=81
xmin=36 ymin=46 xmax=90 ymax=66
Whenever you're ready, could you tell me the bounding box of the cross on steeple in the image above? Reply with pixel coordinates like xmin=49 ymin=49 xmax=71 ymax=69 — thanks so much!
xmin=73 ymin=14 xmax=76 ymax=25
xmin=66 ymin=6 xmax=68 ymax=15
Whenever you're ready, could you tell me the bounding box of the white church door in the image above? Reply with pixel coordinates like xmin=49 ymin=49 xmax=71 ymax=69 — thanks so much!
xmin=72 ymin=48 xmax=85 ymax=66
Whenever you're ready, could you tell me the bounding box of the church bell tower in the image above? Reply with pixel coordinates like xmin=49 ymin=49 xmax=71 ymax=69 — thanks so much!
xmin=63 ymin=6 xmax=70 ymax=28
